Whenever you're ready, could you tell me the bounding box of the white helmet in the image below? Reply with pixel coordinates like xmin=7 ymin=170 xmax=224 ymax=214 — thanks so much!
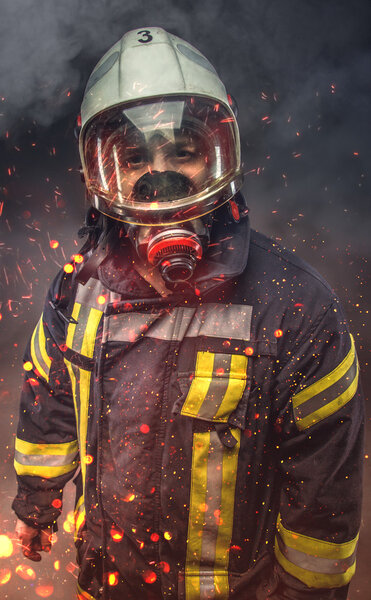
xmin=79 ymin=27 xmax=242 ymax=226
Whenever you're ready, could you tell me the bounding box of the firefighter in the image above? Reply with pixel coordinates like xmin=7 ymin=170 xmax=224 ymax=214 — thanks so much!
xmin=13 ymin=27 xmax=363 ymax=600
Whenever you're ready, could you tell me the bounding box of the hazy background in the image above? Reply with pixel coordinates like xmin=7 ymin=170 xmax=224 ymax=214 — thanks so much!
xmin=0 ymin=0 xmax=370 ymax=597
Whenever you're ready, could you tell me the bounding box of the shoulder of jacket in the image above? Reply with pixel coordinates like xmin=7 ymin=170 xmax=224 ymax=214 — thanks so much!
xmin=249 ymin=229 xmax=336 ymax=298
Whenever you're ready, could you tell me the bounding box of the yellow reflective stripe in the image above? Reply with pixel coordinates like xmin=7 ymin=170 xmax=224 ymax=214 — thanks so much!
xmin=277 ymin=516 xmax=359 ymax=560
xmin=79 ymin=368 xmax=91 ymax=487
xmin=30 ymin=320 xmax=48 ymax=381
xmin=274 ymin=542 xmax=356 ymax=589
xmin=185 ymin=431 xmax=209 ymax=600
xmin=77 ymin=583 xmax=97 ymax=600
xmin=66 ymin=302 xmax=81 ymax=348
xmin=15 ymin=438 xmax=78 ymax=456
xmin=185 ymin=429 xmax=240 ymax=599
xmin=297 ymin=360 xmax=359 ymax=430
xmin=80 ymin=308 xmax=103 ymax=358
xmin=214 ymin=355 xmax=248 ymax=421
xmin=38 ymin=316 xmax=51 ymax=370
xmin=14 ymin=460 xmax=77 ymax=478
xmin=181 ymin=352 xmax=214 ymax=417
xmin=293 ymin=335 xmax=355 ymax=407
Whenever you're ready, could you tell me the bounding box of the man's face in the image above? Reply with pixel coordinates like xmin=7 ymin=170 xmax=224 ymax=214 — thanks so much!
xmin=107 ymin=129 xmax=209 ymax=201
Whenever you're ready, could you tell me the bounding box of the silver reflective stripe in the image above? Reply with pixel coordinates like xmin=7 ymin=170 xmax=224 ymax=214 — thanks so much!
xmin=197 ymin=355 xmax=232 ymax=420
xmin=14 ymin=449 xmax=78 ymax=467
xmin=186 ymin=304 xmax=252 ymax=340
xmin=70 ymin=304 xmax=92 ymax=353
xmin=200 ymin=430 xmax=224 ymax=569
xmin=107 ymin=311 xmax=169 ymax=343
xmin=276 ymin=534 xmax=357 ymax=574
xmin=106 ymin=304 xmax=252 ymax=343
xmin=75 ymin=279 xmax=121 ymax=307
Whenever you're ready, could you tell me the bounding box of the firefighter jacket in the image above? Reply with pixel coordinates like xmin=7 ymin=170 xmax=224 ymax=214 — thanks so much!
xmin=13 ymin=205 xmax=363 ymax=600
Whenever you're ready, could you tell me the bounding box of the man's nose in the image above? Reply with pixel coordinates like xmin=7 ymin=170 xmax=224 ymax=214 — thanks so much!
xmin=150 ymin=150 xmax=168 ymax=172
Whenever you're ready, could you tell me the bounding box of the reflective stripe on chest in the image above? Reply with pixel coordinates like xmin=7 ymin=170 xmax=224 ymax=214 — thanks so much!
xmin=185 ymin=429 xmax=241 ymax=599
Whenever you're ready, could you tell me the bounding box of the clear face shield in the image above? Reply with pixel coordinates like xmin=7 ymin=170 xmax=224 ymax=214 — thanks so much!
xmin=81 ymin=96 xmax=241 ymax=283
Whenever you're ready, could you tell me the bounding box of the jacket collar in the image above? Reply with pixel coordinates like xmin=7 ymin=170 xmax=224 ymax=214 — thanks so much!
xmin=97 ymin=196 xmax=251 ymax=301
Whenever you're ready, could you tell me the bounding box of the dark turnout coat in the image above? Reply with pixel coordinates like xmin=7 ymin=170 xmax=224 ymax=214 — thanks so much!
xmin=13 ymin=208 xmax=363 ymax=600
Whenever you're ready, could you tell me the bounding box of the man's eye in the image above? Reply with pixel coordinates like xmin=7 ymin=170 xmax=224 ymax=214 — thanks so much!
xmin=126 ymin=154 xmax=146 ymax=167
xmin=175 ymin=147 xmax=195 ymax=160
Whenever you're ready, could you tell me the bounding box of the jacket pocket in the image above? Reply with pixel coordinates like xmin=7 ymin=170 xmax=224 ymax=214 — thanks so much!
xmin=174 ymin=339 xmax=277 ymax=431
xmin=177 ymin=350 xmax=249 ymax=425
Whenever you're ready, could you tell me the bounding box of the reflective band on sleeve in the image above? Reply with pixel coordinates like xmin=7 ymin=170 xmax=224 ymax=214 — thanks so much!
xmin=185 ymin=429 xmax=240 ymax=599
xmin=274 ymin=515 xmax=358 ymax=588
xmin=30 ymin=316 xmax=52 ymax=382
xmin=14 ymin=437 xmax=79 ymax=477
xmin=15 ymin=438 xmax=78 ymax=456
xmin=181 ymin=352 xmax=247 ymax=422
xmin=292 ymin=335 xmax=359 ymax=430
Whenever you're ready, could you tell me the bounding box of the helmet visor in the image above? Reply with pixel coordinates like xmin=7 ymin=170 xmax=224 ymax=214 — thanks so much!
xmin=82 ymin=96 xmax=240 ymax=225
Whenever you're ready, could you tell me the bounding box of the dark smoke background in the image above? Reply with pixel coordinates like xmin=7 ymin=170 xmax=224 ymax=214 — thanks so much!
xmin=0 ymin=0 xmax=370 ymax=597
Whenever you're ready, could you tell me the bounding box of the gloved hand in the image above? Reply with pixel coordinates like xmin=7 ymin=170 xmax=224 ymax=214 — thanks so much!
xmin=15 ymin=518 xmax=53 ymax=561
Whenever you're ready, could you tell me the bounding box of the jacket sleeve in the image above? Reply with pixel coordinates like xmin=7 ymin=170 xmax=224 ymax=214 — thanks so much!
xmin=271 ymin=297 xmax=364 ymax=600
xmin=12 ymin=270 xmax=79 ymax=529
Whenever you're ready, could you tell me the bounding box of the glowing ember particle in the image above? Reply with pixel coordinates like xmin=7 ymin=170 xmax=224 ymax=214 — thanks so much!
xmin=274 ymin=329 xmax=283 ymax=338
xmin=110 ymin=527 xmax=124 ymax=542
xmin=159 ymin=561 xmax=170 ymax=573
xmin=150 ymin=533 xmax=159 ymax=542
xmin=51 ymin=498 xmax=62 ymax=509
xmin=0 ymin=568 xmax=11 ymax=585
xmin=140 ymin=424 xmax=150 ymax=434
xmin=195 ymin=287 xmax=200 ymax=296
xmin=54 ymin=560 xmax=60 ymax=571
xmin=23 ymin=361 xmax=33 ymax=371
xmin=84 ymin=454 xmax=94 ymax=464
xmin=216 ymin=368 xmax=224 ymax=376
xmin=74 ymin=254 xmax=84 ymax=264
xmin=164 ymin=531 xmax=172 ymax=540
xmin=35 ymin=582 xmax=54 ymax=597
xmin=107 ymin=571 xmax=119 ymax=586
xmin=63 ymin=511 xmax=75 ymax=533
xmin=124 ymin=493 xmax=135 ymax=502
xmin=143 ymin=570 xmax=157 ymax=584
xmin=222 ymin=340 xmax=231 ymax=348
xmin=97 ymin=295 xmax=106 ymax=305
xmin=63 ymin=263 xmax=74 ymax=274
xmin=199 ymin=502 xmax=208 ymax=512
xmin=244 ymin=347 xmax=254 ymax=356
xmin=49 ymin=240 xmax=59 ymax=249
xmin=0 ymin=535 xmax=13 ymax=558
xmin=15 ymin=564 xmax=36 ymax=580
xmin=0 ymin=314 xmax=2 ymax=321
